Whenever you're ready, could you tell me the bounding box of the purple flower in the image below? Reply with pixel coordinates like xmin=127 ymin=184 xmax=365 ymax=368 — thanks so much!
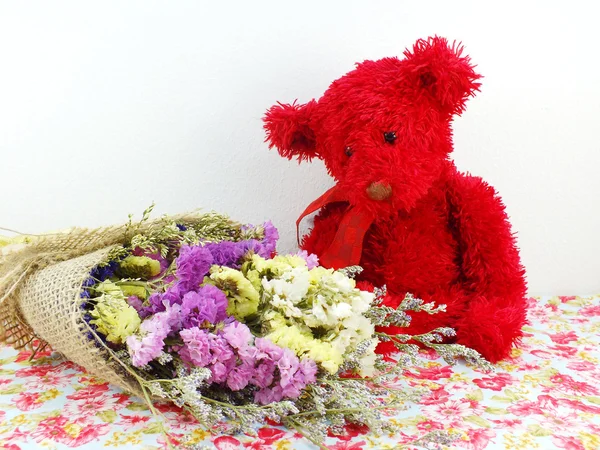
xmin=295 ymin=250 xmax=319 ymax=270
xmin=208 ymin=335 xmax=236 ymax=366
xmin=179 ymin=327 xmax=212 ymax=367
xmin=277 ymin=348 xmax=300 ymax=387
xmin=203 ymin=241 xmax=244 ymax=267
xmin=252 ymin=361 xmax=275 ymax=389
xmin=210 ymin=362 xmax=231 ymax=384
xmin=180 ymin=285 xmax=228 ymax=328
xmin=127 ymin=296 xmax=144 ymax=312
xmin=255 ymin=337 xmax=284 ymax=361
xmin=255 ymin=385 xmax=284 ymax=405
xmin=127 ymin=302 xmax=180 ymax=367
xmin=176 ymin=245 xmax=214 ymax=292
xmin=298 ymin=358 xmax=318 ymax=385
xmin=261 ymin=221 xmax=279 ymax=255
xmin=221 ymin=321 xmax=253 ymax=350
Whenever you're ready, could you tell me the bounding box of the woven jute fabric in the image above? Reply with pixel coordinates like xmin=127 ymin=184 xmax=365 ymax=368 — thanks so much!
xmin=0 ymin=213 xmax=219 ymax=396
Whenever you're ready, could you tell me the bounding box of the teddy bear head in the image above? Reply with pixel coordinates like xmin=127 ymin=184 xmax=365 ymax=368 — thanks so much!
xmin=264 ymin=36 xmax=481 ymax=216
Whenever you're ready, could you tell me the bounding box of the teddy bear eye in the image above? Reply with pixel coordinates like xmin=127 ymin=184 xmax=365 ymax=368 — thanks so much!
xmin=344 ymin=146 xmax=354 ymax=157
xmin=384 ymin=131 xmax=397 ymax=144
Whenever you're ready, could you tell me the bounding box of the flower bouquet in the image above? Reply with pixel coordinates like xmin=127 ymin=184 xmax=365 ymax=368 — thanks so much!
xmin=0 ymin=207 xmax=491 ymax=449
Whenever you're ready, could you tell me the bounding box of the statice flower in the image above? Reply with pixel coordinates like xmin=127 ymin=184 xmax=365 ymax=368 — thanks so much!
xmin=221 ymin=321 xmax=253 ymax=349
xmin=207 ymin=335 xmax=237 ymax=383
xmin=179 ymin=327 xmax=212 ymax=367
xmin=295 ymin=250 xmax=319 ymax=270
xmin=226 ymin=361 xmax=254 ymax=391
xmin=203 ymin=241 xmax=244 ymax=267
xmin=180 ymin=285 xmax=228 ymax=328
xmin=126 ymin=301 xmax=181 ymax=367
xmin=176 ymin=245 xmax=214 ymax=292
xmin=261 ymin=220 xmax=279 ymax=255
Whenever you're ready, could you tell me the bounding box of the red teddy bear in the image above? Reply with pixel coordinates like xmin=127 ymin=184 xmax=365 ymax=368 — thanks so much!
xmin=263 ymin=36 xmax=527 ymax=363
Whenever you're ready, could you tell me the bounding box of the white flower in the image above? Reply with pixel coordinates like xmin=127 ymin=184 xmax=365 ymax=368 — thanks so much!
xmin=270 ymin=294 xmax=303 ymax=318
xmin=352 ymin=291 xmax=374 ymax=314
xmin=357 ymin=339 xmax=379 ymax=377
xmin=331 ymin=271 xmax=355 ymax=293
xmin=343 ymin=314 xmax=375 ymax=341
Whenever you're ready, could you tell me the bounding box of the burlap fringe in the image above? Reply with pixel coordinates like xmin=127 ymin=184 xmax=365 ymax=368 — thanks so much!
xmin=0 ymin=213 xmax=219 ymax=395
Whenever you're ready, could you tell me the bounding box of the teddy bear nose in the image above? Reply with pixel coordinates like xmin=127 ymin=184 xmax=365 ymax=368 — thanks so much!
xmin=366 ymin=182 xmax=392 ymax=201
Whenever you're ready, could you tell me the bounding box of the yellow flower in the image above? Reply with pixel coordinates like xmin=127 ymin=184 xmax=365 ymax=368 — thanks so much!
xmin=118 ymin=255 xmax=161 ymax=279
xmin=208 ymin=266 xmax=260 ymax=319
xmin=118 ymin=283 xmax=148 ymax=300
xmin=90 ymin=287 xmax=141 ymax=344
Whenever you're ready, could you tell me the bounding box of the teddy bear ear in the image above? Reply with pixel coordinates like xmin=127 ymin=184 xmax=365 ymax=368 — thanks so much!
xmin=403 ymin=36 xmax=482 ymax=115
xmin=263 ymin=100 xmax=318 ymax=162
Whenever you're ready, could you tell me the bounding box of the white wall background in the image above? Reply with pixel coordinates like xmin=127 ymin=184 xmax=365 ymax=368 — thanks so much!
xmin=0 ymin=1 xmax=598 ymax=295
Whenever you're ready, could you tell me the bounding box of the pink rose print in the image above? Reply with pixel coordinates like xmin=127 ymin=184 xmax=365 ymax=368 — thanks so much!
xmin=328 ymin=441 xmax=367 ymax=450
xmin=120 ymin=414 xmax=151 ymax=430
xmin=404 ymin=365 xmax=454 ymax=380
xmin=580 ymin=305 xmax=600 ymax=316
xmin=244 ymin=428 xmax=287 ymax=449
xmin=66 ymin=383 xmax=110 ymax=401
xmin=552 ymin=435 xmax=586 ymax=450
xmin=548 ymin=373 xmax=600 ymax=396
xmin=416 ymin=419 xmax=444 ymax=432
xmin=213 ymin=436 xmax=242 ymax=450
xmin=548 ymin=331 xmax=578 ymax=344
xmin=507 ymin=400 xmax=544 ymax=416
xmin=13 ymin=392 xmax=43 ymax=411
xmin=421 ymin=399 xmax=472 ymax=426
xmin=547 ymin=344 xmax=578 ymax=358
xmin=472 ymin=373 xmax=515 ymax=391
xmin=419 ymin=387 xmax=451 ymax=405
xmin=458 ymin=428 xmax=496 ymax=450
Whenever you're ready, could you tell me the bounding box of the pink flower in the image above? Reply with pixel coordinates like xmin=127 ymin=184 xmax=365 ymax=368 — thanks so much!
xmin=419 ymin=387 xmax=451 ymax=405
xmin=549 ymin=373 xmax=600 ymax=396
xmin=416 ymin=419 xmax=444 ymax=432
xmin=13 ymin=392 xmax=43 ymax=411
xmin=328 ymin=441 xmax=366 ymax=450
xmin=549 ymin=331 xmax=578 ymax=344
xmin=552 ymin=435 xmax=585 ymax=450
xmin=404 ymin=365 xmax=453 ymax=380
xmin=56 ymin=422 xmax=111 ymax=446
xmin=472 ymin=373 xmax=515 ymax=391
xmin=30 ymin=415 xmax=69 ymax=442
xmin=25 ymin=371 xmax=72 ymax=390
xmin=243 ymin=427 xmax=288 ymax=449
xmin=120 ymin=414 xmax=151 ymax=430
xmin=548 ymin=344 xmax=578 ymax=358
xmin=66 ymin=383 xmax=110 ymax=401
xmin=64 ymin=395 xmax=119 ymax=420
xmin=421 ymin=399 xmax=472 ymax=425
xmin=214 ymin=436 xmax=242 ymax=450
xmin=458 ymin=428 xmax=496 ymax=450
xmin=490 ymin=418 xmax=522 ymax=430
xmin=507 ymin=400 xmax=543 ymax=416
xmin=580 ymin=305 xmax=600 ymax=316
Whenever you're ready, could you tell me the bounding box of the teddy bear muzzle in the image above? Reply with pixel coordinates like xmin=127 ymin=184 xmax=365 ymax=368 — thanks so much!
xmin=366 ymin=182 xmax=392 ymax=201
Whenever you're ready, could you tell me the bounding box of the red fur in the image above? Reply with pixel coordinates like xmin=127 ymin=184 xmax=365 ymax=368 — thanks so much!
xmin=263 ymin=36 xmax=527 ymax=363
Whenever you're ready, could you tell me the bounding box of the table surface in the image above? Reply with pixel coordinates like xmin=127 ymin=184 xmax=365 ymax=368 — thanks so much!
xmin=0 ymin=295 xmax=599 ymax=450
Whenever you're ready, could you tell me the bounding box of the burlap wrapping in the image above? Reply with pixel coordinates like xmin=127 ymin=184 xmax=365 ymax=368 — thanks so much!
xmin=0 ymin=213 xmax=232 ymax=396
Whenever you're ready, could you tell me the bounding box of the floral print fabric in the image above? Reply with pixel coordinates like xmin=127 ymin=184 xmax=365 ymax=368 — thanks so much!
xmin=0 ymin=295 xmax=599 ymax=449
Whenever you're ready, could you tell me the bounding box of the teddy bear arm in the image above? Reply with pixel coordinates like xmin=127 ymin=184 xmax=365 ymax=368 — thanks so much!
xmin=448 ymin=175 xmax=528 ymax=362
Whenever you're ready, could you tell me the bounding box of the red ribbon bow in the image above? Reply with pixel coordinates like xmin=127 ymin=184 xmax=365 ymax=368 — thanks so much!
xmin=296 ymin=185 xmax=376 ymax=269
